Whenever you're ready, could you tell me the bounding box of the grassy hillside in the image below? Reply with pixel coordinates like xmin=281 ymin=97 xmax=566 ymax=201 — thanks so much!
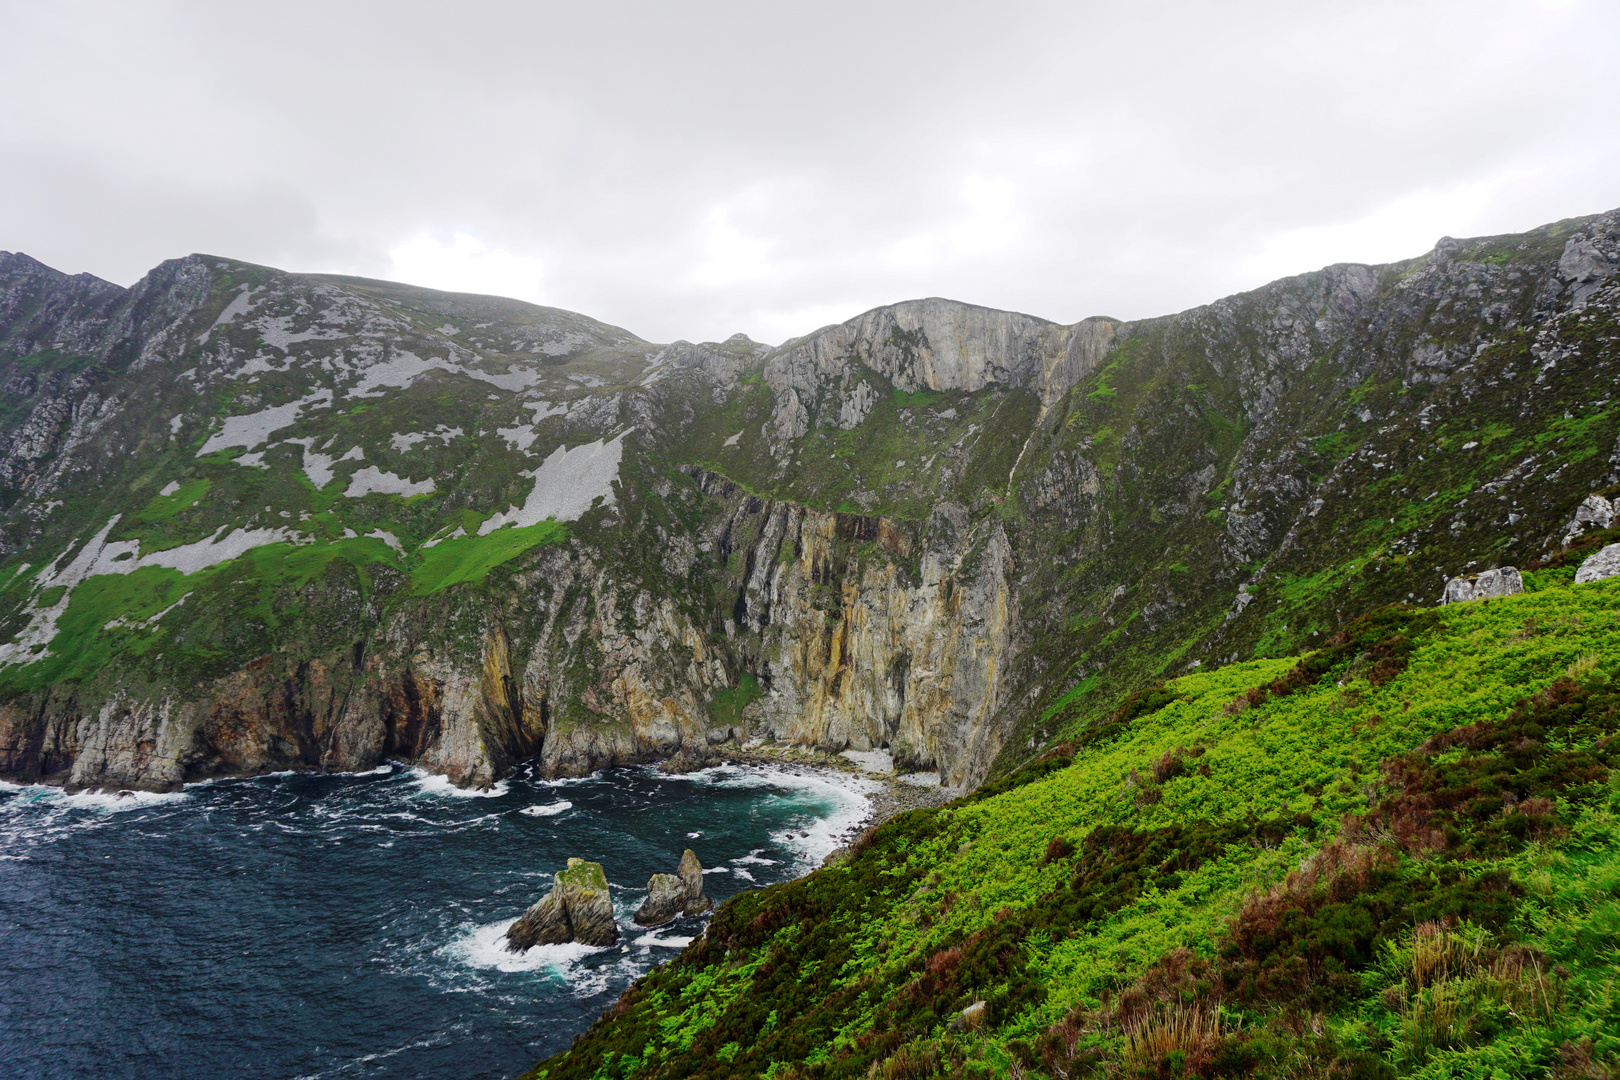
xmin=527 ymin=570 xmax=1620 ymax=1080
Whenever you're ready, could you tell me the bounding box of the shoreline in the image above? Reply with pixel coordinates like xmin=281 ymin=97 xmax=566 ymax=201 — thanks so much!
xmin=689 ymin=742 xmax=960 ymax=857
xmin=2 ymin=743 xmax=965 ymax=842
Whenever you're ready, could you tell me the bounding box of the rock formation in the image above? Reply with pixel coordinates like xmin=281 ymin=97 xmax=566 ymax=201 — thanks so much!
xmin=1562 ymin=494 xmax=1614 ymax=547
xmin=1438 ymin=567 xmax=1525 ymax=605
xmin=505 ymin=858 xmax=618 ymax=951
xmin=1574 ymin=543 xmax=1620 ymax=585
xmin=633 ymin=849 xmax=713 ymax=926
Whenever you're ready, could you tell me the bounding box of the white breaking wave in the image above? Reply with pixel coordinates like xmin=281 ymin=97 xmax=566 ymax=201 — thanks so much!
xmin=406 ymin=769 xmax=510 ymax=799
xmin=519 ymin=801 xmax=572 ymax=817
xmin=0 ymin=780 xmax=188 ymax=811
xmin=661 ymin=762 xmax=877 ymax=872
xmin=632 ymin=931 xmax=694 ymax=951
xmin=444 ymin=920 xmax=607 ymax=975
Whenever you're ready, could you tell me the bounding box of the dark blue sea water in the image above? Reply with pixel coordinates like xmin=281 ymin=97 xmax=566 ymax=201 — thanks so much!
xmin=0 ymin=762 xmax=873 ymax=1080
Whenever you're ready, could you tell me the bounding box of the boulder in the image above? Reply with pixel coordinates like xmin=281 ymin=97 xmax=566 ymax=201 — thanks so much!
xmin=505 ymin=887 xmax=571 ymax=952
xmin=1575 ymin=543 xmax=1620 ymax=584
xmin=657 ymin=748 xmax=713 ymax=775
xmin=633 ymin=873 xmax=687 ymax=927
xmin=1438 ymin=567 xmax=1523 ymax=605
xmin=1562 ymin=494 xmax=1614 ymax=547
xmin=678 ymin=849 xmax=714 ymax=915
xmin=505 ymin=857 xmax=618 ymax=952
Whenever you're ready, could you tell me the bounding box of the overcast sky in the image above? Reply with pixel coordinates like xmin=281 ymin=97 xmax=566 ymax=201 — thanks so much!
xmin=2 ymin=1 xmax=1616 ymax=345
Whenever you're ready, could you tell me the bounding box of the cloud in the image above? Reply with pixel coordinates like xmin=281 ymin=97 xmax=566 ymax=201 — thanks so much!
xmin=388 ymin=233 xmax=547 ymax=304
xmin=0 ymin=0 xmax=1616 ymax=344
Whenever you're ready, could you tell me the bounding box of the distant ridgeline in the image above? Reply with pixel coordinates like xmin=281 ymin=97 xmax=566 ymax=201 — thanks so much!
xmin=0 ymin=209 xmax=1615 ymax=807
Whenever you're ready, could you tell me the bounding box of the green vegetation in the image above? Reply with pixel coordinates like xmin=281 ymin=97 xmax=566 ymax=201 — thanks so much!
xmin=709 ymin=672 xmax=763 ymax=730
xmin=408 ymin=519 xmax=568 ymax=595
xmin=894 ymin=387 xmax=946 ymax=409
xmin=559 ymin=859 xmax=611 ymax=892
xmin=528 ymin=578 xmax=1620 ymax=1080
xmin=134 ymin=478 xmax=211 ymax=521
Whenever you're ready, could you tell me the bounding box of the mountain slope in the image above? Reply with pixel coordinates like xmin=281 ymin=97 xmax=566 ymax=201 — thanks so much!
xmin=0 ymin=209 xmax=1615 ymax=797
xmin=524 ymin=575 xmax=1620 ymax=1079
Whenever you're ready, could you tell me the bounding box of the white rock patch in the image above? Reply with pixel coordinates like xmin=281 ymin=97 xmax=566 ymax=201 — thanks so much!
xmin=197 ymin=390 xmax=332 ymax=455
xmin=344 ymin=466 xmax=436 ymax=498
xmin=389 ymin=426 xmax=462 ymax=452
xmin=476 ymin=432 xmax=627 ymax=533
xmin=346 ymin=350 xmax=546 ymax=398
xmin=158 ymin=481 xmax=180 ymax=497
xmin=366 ymin=529 xmax=405 ymax=553
xmin=195 ymin=284 xmax=259 ymax=345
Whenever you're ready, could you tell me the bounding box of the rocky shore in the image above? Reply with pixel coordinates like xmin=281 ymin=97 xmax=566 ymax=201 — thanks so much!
xmin=662 ymin=740 xmax=959 ymax=859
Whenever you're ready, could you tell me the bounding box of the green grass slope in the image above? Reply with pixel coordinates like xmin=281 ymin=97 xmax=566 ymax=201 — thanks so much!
xmin=526 ymin=574 xmax=1620 ymax=1080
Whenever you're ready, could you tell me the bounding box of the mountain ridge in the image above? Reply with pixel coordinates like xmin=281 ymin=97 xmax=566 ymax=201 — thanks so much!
xmin=0 ymin=206 xmax=1614 ymax=797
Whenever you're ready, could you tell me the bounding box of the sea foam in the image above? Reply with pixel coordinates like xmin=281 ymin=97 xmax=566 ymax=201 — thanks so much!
xmin=520 ymin=801 xmax=573 ymax=817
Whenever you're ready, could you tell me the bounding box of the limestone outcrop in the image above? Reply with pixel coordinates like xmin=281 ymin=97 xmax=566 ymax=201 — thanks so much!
xmin=505 ymin=858 xmax=618 ymax=952
xmin=633 ymin=849 xmax=713 ymax=926
xmin=1574 ymin=544 xmax=1620 ymax=585
xmin=1438 ymin=567 xmax=1525 ymax=605
xmin=1562 ymin=494 xmax=1614 ymax=547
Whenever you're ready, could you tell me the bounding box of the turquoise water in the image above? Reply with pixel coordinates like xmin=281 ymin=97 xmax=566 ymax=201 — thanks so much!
xmin=0 ymin=761 xmax=873 ymax=1080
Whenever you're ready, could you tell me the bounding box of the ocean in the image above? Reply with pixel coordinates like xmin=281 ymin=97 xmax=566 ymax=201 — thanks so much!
xmin=0 ymin=761 xmax=876 ymax=1080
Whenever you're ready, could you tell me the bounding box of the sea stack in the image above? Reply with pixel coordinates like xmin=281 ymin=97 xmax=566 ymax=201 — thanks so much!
xmin=634 ymin=849 xmax=715 ymax=926
xmin=505 ymin=858 xmax=618 ymax=952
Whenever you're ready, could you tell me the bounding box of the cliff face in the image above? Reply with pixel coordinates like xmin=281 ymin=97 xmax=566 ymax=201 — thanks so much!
xmin=0 ymin=208 xmax=1616 ymax=793
xmin=689 ymin=469 xmax=1016 ymax=786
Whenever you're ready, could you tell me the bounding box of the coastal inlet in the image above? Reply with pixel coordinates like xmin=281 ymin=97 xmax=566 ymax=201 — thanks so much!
xmin=0 ymin=761 xmax=874 ymax=1080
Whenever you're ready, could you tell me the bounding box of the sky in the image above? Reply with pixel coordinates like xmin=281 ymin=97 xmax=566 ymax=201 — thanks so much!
xmin=1 ymin=0 xmax=1616 ymax=345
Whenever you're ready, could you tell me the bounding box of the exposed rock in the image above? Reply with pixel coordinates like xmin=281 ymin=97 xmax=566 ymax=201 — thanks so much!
xmin=657 ymin=747 xmax=713 ymax=774
xmin=632 ymin=849 xmax=711 ymax=926
xmin=505 ymin=857 xmax=617 ymax=952
xmin=632 ymin=873 xmax=687 ymax=927
xmin=1563 ymin=494 xmax=1614 ymax=547
xmin=948 ymin=1000 xmax=988 ymax=1032
xmin=3 ymin=206 xmax=1619 ymax=801
xmin=505 ymin=888 xmax=571 ymax=952
xmin=1574 ymin=543 xmax=1620 ymax=585
xmin=1439 ymin=567 xmax=1524 ymax=605
xmin=677 ymin=849 xmax=713 ymax=915
xmin=558 ymin=859 xmax=619 ymax=946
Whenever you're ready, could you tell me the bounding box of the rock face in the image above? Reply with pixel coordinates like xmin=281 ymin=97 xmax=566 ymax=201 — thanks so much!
xmin=634 ymin=849 xmax=712 ymax=926
xmin=1439 ymin=567 xmax=1525 ymax=605
xmin=506 ymin=858 xmax=618 ymax=952
xmin=677 ymin=849 xmax=712 ymax=914
xmin=633 ymin=874 xmax=688 ymax=927
xmin=1574 ymin=544 xmax=1620 ymax=585
xmin=1562 ymin=494 xmax=1614 ymax=547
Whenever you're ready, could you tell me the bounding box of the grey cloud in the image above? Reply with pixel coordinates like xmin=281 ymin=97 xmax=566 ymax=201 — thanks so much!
xmin=1 ymin=0 xmax=1616 ymax=344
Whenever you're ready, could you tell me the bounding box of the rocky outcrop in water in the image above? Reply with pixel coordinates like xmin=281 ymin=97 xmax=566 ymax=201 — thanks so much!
xmin=505 ymin=858 xmax=618 ymax=951
xmin=633 ymin=849 xmax=713 ymax=926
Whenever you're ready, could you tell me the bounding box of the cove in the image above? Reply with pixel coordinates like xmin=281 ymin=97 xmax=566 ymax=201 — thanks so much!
xmin=0 ymin=761 xmax=874 ymax=1080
